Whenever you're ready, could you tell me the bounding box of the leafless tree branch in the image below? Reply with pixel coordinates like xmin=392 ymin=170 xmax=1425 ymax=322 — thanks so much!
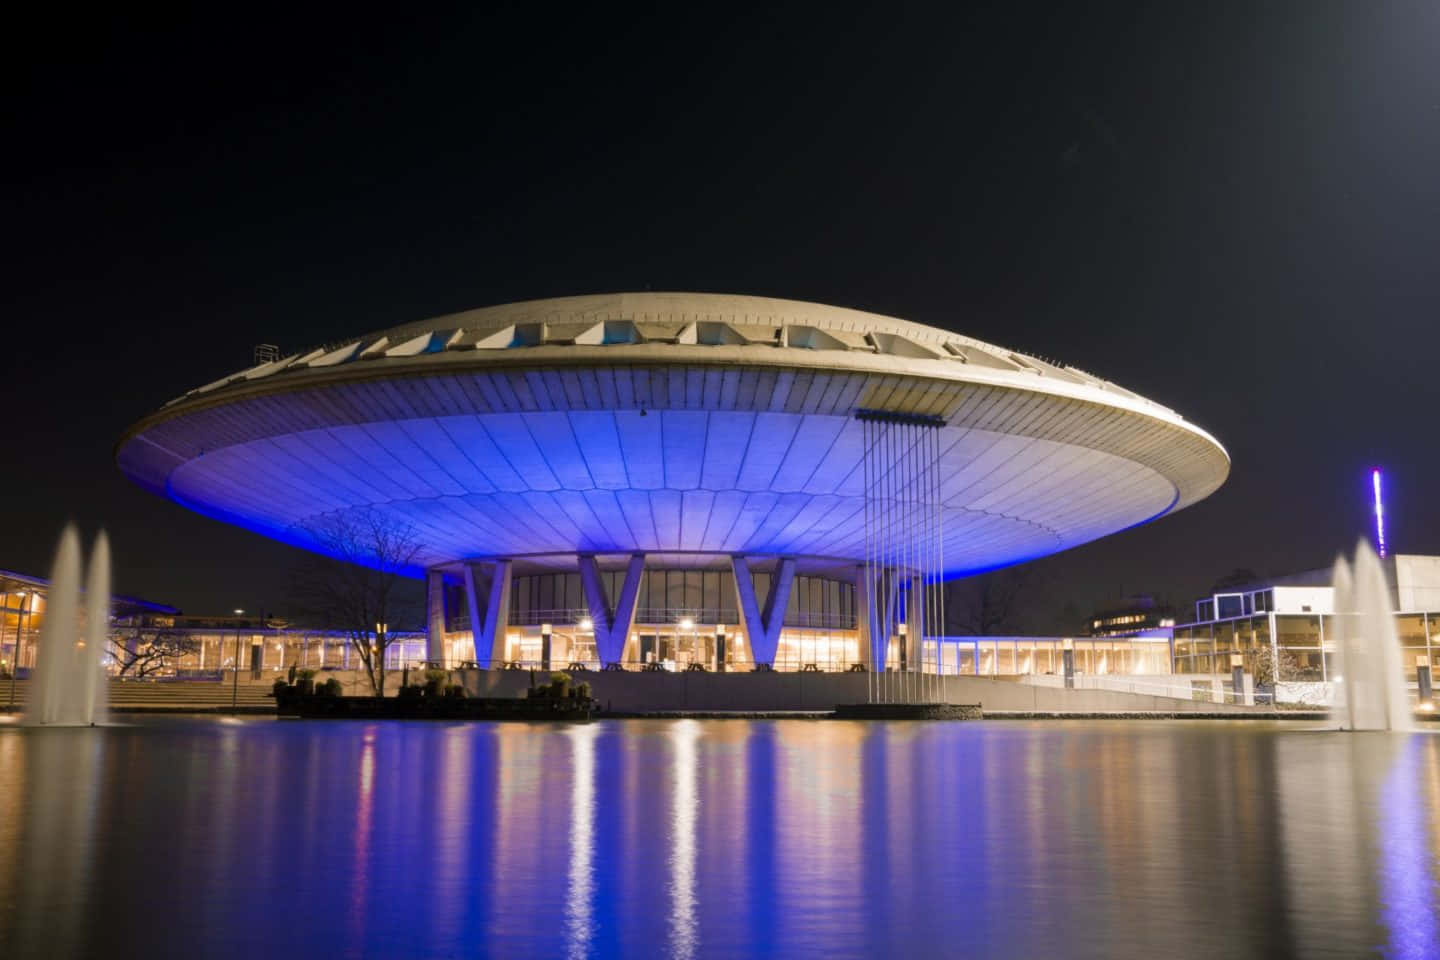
xmin=287 ymin=509 xmax=423 ymax=696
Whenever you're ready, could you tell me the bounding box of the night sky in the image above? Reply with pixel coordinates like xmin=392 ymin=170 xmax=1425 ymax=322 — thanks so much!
xmin=4 ymin=4 xmax=1438 ymax=629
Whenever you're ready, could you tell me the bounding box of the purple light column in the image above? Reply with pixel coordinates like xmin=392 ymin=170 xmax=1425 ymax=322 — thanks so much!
xmin=1372 ymin=468 xmax=1387 ymax=559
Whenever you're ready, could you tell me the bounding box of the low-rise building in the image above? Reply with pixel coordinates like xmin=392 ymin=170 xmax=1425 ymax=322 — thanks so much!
xmin=1172 ymin=554 xmax=1440 ymax=683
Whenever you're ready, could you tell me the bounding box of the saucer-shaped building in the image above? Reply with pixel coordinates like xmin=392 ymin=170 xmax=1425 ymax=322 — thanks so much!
xmin=117 ymin=293 xmax=1228 ymax=672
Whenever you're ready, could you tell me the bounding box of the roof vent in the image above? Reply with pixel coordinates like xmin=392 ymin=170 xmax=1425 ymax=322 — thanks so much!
xmin=253 ymin=344 xmax=281 ymax=365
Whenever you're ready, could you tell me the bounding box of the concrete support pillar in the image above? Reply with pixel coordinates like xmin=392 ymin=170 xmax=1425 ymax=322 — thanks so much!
xmin=464 ymin=559 xmax=512 ymax=669
xmin=906 ymin=575 xmax=924 ymax=673
xmin=463 ymin=564 xmax=484 ymax=665
xmin=426 ymin=569 xmax=446 ymax=666
xmin=578 ymin=553 xmax=645 ymax=666
xmin=732 ymin=555 xmax=796 ymax=669
xmin=854 ymin=565 xmax=872 ymax=670
xmin=872 ymin=570 xmax=900 ymax=672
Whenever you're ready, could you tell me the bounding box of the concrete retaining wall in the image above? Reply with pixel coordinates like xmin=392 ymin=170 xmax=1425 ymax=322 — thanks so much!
xmin=459 ymin=669 xmax=1265 ymax=715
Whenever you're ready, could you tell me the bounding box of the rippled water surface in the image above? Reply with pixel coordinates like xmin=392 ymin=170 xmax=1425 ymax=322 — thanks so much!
xmin=1 ymin=717 xmax=1438 ymax=959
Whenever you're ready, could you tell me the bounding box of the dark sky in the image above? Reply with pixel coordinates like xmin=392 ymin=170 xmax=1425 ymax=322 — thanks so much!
xmin=4 ymin=3 xmax=1438 ymax=628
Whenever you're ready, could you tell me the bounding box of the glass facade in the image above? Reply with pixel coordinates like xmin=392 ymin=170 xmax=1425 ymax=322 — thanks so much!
xmin=457 ymin=567 xmax=866 ymax=672
xmin=0 ymin=590 xmax=44 ymax=675
xmin=504 ymin=569 xmax=856 ymax=630
xmin=936 ymin=636 xmax=1173 ymax=676
xmin=1173 ymin=609 xmax=1439 ymax=685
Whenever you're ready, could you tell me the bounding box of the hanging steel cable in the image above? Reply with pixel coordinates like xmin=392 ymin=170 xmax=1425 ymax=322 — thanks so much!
xmin=857 ymin=409 xmax=945 ymax=704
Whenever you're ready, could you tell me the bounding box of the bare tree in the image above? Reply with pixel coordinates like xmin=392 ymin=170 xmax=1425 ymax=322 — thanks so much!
xmin=288 ymin=510 xmax=423 ymax=696
xmin=1252 ymin=644 xmax=1299 ymax=689
xmin=946 ymin=568 xmax=1029 ymax=636
xmin=106 ymin=628 xmax=200 ymax=677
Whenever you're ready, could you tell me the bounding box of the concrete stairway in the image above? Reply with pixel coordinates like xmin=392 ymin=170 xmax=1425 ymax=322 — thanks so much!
xmin=0 ymin=678 xmax=277 ymax=712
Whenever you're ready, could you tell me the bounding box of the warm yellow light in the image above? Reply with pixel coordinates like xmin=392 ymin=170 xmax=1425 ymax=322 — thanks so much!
xmin=679 ymin=618 xmax=694 ymax=630
xmin=579 ymin=618 xmax=594 ymax=631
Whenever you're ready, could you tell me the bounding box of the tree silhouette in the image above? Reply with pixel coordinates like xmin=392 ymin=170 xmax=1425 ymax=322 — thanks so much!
xmin=289 ymin=510 xmax=422 ymax=696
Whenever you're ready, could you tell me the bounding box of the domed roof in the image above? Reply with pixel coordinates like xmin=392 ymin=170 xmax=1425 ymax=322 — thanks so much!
xmin=165 ymin=292 xmax=1165 ymax=414
xmin=118 ymin=293 xmax=1228 ymax=575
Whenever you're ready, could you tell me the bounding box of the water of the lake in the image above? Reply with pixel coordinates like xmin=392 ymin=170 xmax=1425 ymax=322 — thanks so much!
xmin=1 ymin=716 xmax=1437 ymax=959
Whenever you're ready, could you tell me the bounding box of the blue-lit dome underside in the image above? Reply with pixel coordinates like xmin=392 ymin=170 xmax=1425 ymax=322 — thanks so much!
xmin=116 ymin=294 xmax=1228 ymax=576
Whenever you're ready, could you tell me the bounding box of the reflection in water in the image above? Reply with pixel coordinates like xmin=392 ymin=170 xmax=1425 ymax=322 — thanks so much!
xmin=1378 ymin=737 xmax=1438 ymax=960
xmin=1 ymin=719 xmax=1439 ymax=959
xmin=668 ymin=720 xmax=699 ymax=960
xmin=350 ymin=726 xmax=376 ymax=939
xmin=565 ymin=724 xmax=596 ymax=960
xmin=13 ymin=730 xmax=102 ymax=959
xmin=434 ymin=727 xmax=472 ymax=947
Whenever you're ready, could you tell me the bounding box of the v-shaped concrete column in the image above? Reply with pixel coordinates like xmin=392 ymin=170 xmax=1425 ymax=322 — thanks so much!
xmin=732 ymin=556 xmax=796 ymax=668
xmin=577 ymin=553 xmax=645 ymax=666
xmin=463 ymin=559 xmax=512 ymax=669
xmin=862 ymin=568 xmax=901 ymax=671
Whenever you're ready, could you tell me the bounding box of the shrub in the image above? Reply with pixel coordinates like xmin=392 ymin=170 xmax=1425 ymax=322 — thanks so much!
xmin=576 ymin=681 xmax=592 ymax=701
xmin=297 ymin=668 xmax=318 ymax=681
xmin=271 ymin=678 xmax=291 ymax=698
xmin=398 ymin=684 xmax=421 ymax=701
xmin=445 ymin=684 xmax=467 ymax=699
xmin=321 ymin=677 xmax=343 ymax=698
xmin=549 ymin=671 xmax=572 ymax=698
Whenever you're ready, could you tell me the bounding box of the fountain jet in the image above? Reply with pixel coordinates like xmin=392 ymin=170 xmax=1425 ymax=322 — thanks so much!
xmin=1331 ymin=539 xmax=1410 ymax=732
xmin=25 ymin=524 xmax=110 ymax=726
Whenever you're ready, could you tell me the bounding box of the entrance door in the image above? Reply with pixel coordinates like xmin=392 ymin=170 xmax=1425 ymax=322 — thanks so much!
xmin=249 ymin=642 xmax=263 ymax=679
